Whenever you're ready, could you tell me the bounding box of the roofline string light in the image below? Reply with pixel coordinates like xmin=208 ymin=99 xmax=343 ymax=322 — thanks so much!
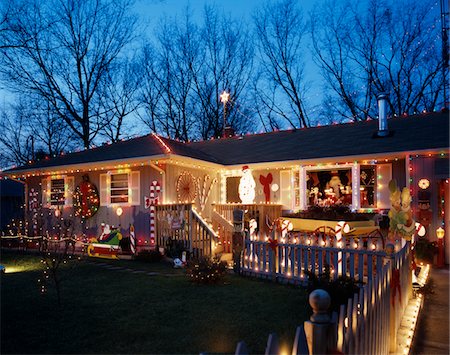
xmin=152 ymin=133 xmax=172 ymax=154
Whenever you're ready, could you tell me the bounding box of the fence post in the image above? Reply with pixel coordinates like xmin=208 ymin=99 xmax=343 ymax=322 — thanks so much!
xmin=384 ymin=242 xmax=397 ymax=353
xmin=232 ymin=209 xmax=245 ymax=273
xmin=304 ymin=289 xmax=336 ymax=355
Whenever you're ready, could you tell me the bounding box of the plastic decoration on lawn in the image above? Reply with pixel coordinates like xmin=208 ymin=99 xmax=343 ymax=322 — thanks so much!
xmin=176 ymin=171 xmax=197 ymax=203
xmin=196 ymin=175 xmax=217 ymax=212
xmin=73 ymin=174 xmax=99 ymax=219
xmin=87 ymin=223 xmax=122 ymax=259
xmin=259 ymin=173 xmax=273 ymax=203
xmin=145 ymin=180 xmax=161 ymax=246
xmin=388 ymin=179 xmax=415 ymax=243
xmin=239 ymin=166 xmax=256 ymax=204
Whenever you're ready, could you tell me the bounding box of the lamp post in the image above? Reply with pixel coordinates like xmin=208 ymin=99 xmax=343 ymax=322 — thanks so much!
xmin=220 ymin=90 xmax=230 ymax=137
xmin=436 ymin=227 xmax=445 ymax=268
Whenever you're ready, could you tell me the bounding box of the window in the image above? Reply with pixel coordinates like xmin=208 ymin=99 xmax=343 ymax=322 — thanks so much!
xmin=360 ymin=166 xmax=376 ymax=208
xmin=50 ymin=178 xmax=65 ymax=206
xmin=306 ymin=169 xmax=353 ymax=206
xmin=110 ymin=173 xmax=129 ymax=203
xmin=100 ymin=171 xmax=140 ymax=206
xmin=41 ymin=176 xmax=74 ymax=208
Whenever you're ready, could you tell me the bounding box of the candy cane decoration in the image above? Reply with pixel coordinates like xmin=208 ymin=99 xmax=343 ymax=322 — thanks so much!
xmin=144 ymin=181 xmax=161 ymax=246
xmin=197 ymin=175 xmax=217 ymax=212
xmin=129 ymin=224 xmax=136 ymax=255
xmin=335 ymin=221 xmax=350 ymax=276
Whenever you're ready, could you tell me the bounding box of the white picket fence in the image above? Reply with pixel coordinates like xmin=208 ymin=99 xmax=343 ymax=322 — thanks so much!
xmin=241 ymin=233 xmax=387 ymax=284
xmin=237 ymin=237 xmax=412 ymax=354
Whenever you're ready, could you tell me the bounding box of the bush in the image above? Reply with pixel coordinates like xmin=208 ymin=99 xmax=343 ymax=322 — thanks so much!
xmin=285 ymin=205 xmax=375 ymax=221
xmin=135 ymin=249 xmax=163 ymax=262
xmin=306 ymin=265 xmax=363 ymax=312
xmin=165 ymin=238 xmax=188 ymax=259
xmin=414 ymin=237 xmax=437 ymax=263
xmin=186 ymin=256 xmax=227 ymax=284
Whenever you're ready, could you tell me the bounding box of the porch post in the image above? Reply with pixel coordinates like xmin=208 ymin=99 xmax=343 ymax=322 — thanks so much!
xmin=232 ymin=209 xmax=245 ymax=273
xmin=304 ymin=289 xmax=336 ymax=354
xmin=352 ymin=163 xmax=360 ymax=210
xmin=299 ymin=166 xmax=307 ymax=210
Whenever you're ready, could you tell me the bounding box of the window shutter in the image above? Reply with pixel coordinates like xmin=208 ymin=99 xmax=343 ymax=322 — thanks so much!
xmin=41 ymin=178 xmax=50 ymax=207
xmin=99 ymin=173 xmax=109 ymax=206
xmin=65 ymin=176 xmax=75 ymax=207
xmin=129 ymin=171 xmax=140 ymax=206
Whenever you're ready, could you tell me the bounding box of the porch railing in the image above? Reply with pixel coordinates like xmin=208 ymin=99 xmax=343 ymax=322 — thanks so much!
xmin=156 ymin=203 xmax=217 ymax=258
xmin=212 ymin=203 xmax=283 ymax=236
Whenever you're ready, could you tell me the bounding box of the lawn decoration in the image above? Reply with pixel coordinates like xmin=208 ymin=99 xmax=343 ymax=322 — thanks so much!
xmin=73 ymin=175 xmax=99 ymax=219
xmin=239 ymin=166 xmax=256 ymax=204
xmin=129 ymin=224 xmax=136 ymax=255
xmin=388 ymin=180 xmax=415 ymax=242
xmin=145 ymin=180 xmax=161 ymax=246
xmin=87 ymin=224 xmax=122 ymax=259
xmin=335 ymin=221 xmax=350 ymax=275
xmin=259 ymin=173 xmax=273 ymax=203
xmin=176 ymin=172 xmax=196 ymax=202
xmin=197 ymin=175 xmax=217 ymax=212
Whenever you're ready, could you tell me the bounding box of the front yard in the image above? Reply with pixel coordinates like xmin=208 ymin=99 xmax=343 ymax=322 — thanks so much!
xmin=1 ymin=251 xmax=309 ymax=354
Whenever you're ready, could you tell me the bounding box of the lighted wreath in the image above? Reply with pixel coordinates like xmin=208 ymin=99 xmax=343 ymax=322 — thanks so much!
xmin=176 ymin=172 xmax=197 ymax=203
xmin=73 ymin=175 xmax=100 ymax=219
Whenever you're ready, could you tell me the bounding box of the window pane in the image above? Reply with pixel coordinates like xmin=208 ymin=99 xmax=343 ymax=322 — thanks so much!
xmin=306 ymin=169 xmax=352 ymax=206
xmin=50 ymin=178 xmax=65 ymax=206
xmin=360 ymin=166 xmax=376 ymax=208
xmin=110 ymin=173 xmax=129 ymax=203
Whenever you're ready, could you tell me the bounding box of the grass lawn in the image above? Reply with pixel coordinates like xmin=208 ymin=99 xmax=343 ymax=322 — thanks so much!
xmin=1 ymin=250 xmax=309 ymax=354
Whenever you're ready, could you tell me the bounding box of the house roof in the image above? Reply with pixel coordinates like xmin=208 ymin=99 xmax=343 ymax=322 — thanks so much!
xmin=188 ymin=111 xmax=449 ymax=165
xmin=4 ymin=111 xmax=449 ymax=173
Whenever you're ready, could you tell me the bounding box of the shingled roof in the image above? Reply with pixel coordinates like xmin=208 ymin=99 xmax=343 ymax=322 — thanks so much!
xmin=188 ymin=112 xmax=449 ymax=165
xmin=4 ymin=112 xmax=449 ymax=172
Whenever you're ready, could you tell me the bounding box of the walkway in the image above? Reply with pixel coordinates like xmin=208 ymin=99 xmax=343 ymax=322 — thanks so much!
xmin=413 ymin=266 xmax=449 ymax=355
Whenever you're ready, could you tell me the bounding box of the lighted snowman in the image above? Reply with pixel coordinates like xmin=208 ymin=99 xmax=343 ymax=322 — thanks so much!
xmin=239 ymin=166 xmax=256 ymax=204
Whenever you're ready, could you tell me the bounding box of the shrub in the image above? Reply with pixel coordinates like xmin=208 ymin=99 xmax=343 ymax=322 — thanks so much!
xmin=165 ymin=238 xmax=188 ymax=259
xmin=135 ymin=249 xmax=163 ymax=262
xmin=305 ymin=265 xmax=363 ymax=312
xmin=285 ymin=205 xmax=375 ymax=221
xmin=414 ymin=237 xmax=437 ymax=263
xmin=186 ymin=256 xmax=227 ymax=284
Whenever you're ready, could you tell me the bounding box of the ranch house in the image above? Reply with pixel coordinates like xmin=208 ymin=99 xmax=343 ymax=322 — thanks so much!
xmin=2 ymin=110 xmax=449 ymax=261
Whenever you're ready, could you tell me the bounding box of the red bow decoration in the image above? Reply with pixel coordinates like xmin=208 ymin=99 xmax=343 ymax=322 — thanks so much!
xmin=259 ymin=173 xmax=273 ymax=203
xmin=390 ymin=269 xmax=402 ymax=307
xmin=268 ymin=238 xmax=278 ymax=251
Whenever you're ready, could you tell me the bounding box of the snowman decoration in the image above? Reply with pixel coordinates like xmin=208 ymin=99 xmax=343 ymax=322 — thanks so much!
xmin=239 ymin=166 xmax=256 ymax=204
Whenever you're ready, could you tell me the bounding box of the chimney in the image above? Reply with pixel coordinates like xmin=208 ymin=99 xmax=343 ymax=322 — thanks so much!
xmin=223 ymin=126 xmax=235 ymax=138
xmin=377 ymin=93 xmax=389 ymax=137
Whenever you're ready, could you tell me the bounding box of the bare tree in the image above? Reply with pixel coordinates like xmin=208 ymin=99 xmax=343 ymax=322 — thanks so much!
xmin=0 ymin=97 xmax=76 ymax=167
xmin=0 ymin=0 xmax=139 ymax=148
xmin=253 ymin=0 xmax=310 ymax=130
xmin=192 ymin=5 xmax=254 ymax=139
xmin=0 ymin=102 xmax=34 ymax=167
xmin=138 ymin=5 xmax=254 ymax=141
xmin=311 ymin=0 xmax=444 ymax=121
xmin=99 ymin=57 xmax=141 ymax=143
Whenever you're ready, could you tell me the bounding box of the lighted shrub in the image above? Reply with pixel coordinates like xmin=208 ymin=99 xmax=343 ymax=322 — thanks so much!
xmin=186 ymin=256 xmax=227 ymax=284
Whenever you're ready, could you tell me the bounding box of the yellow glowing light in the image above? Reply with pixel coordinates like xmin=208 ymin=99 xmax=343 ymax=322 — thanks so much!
xmin=116 ymin=207 xmax=123 ymax=216
xmin=220 ymin=91 xmax=230 ymax=103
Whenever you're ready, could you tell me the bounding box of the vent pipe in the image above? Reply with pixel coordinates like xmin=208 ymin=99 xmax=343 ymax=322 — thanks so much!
xmin=377 ymin=93 xmax=389 ymax=137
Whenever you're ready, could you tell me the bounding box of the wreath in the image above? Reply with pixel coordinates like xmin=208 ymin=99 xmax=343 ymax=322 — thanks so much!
xmin=73 ymin=175 xmax=100 ymax=219
xmin=176 ymin=172 xmax=197 ymax=203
